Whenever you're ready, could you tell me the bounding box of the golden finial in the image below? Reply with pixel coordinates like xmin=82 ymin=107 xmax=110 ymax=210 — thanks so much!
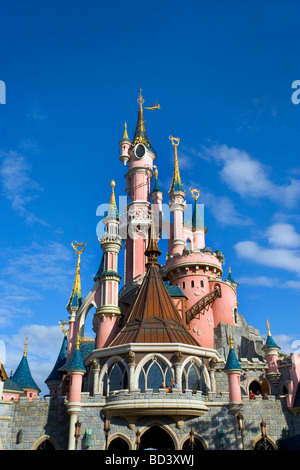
xmin=71 ymin=241 xmax=86 ymax=256
xmin=266 ymin=318 xmax=271 ymax=336
xmin=137 ymin=88 xmax=145 ymax=109
xmin=24 ymin=336 xmax=29 ymax=357
xmin=189 ymin=187 xmax=200 ymax=200
xmin=122 ymin=122 xmax=129 ymax=140
xmin=228 ymin=332 xmax=234 ymax=349
xmin=153 ymin=165 xmax=158 ymax=179
xmin=229 ymin=267 xmax=231 ymax=273
xmin=59 ymin=320 xmax=69 ymax=336
xmin=75 ymin=332 xmax=81 ymax=350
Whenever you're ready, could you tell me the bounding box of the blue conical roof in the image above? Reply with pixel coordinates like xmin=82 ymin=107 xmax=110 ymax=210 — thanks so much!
xmin=45 ymin=335 xmax=68 ymax=382
xmin=224 ymin=338 xmax=242 ymax=371
xmin=58 ymin=344 xmax=86 ymax=374
xmin=192 ymin=198 xmax=204 ymax=228
xmin=12 ymin=354 xmax=40 ymax=391
xmin=264 ymin=334 xmax=280 ymax=349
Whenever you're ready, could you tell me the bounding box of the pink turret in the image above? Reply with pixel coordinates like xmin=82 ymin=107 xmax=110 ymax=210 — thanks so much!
xmin=94 ymin=180 xmax=122 ymax=349
xmin=224 ymin=333 xmax=242 ymax=404
xmin=262 ymin=319 xmax=281 ymax=385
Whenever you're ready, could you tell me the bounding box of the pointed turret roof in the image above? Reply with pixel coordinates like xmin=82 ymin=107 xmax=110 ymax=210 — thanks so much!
xmin=152 ymin=166 xmax=162 ymax=193
xmin=94 ymin=254 xmax=104 ymax=281
xmin=106 ymin=180 xmax=119 ymax=220
xmin=264 ymin=319 xmax=280 ymax=350
xmin=131 ymin=90 xmax=151 ymax=148
xmin=109 ymin=211 xmax=199 ymax=347
xmin=119 ymin=122 xmax=131 ymax=143
xmin=169 ymin=136 xmax=184 ymax=194
xmin=224 ymin=333 xmax=242 ymax=371
xmin=67 ymin=242 xmax=86 ymax=312
xmin=45 ymin=334 xmax=68 ymax=383
xmin=11 ymin=337 xmax=40 ymax=391
xmin=58 ymin=335 xmax=86 ymax=374
xmin=192 ymin=194 xmax=204 ymax=229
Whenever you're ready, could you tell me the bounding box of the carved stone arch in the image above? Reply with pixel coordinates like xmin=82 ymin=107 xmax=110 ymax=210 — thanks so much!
xmin=180 ymin=431 xmax=207 ymax=450
xmin=99 ymin=355 xmax=129 ymax=395
xmin=139 ymin=420 xmax=179 ymax=450
xmin=31 ymin=435 xmax=59 ymax=450
xmin=134 ymin=353 xmax=174 ymax=390
xmin=252 ymin=434 xmax=277 ymax=450
xmin=106 ymin=432 xmax=134 ymax=450
xmin=180 ymin=355 xmax=211 ymax=392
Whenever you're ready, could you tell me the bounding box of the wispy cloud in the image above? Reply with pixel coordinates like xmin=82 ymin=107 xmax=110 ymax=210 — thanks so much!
xmin=0 ymin=151 xmax=48 ymax=225
xmin=201 ymin=191 xmax=253 ymax=226
xmin=235 ymin=240 xmax=300 ymax=276
xmin=201 ymin=144 xmax=300 ymax=208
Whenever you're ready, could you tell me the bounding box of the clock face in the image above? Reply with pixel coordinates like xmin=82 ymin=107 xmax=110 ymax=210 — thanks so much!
xmin=135 ymin=144 xmax=146 ymax=159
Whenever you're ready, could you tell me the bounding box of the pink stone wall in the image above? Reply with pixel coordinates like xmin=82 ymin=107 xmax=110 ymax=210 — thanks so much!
xmin=68 ymin=374 xmax=83 ymax=403
xmin=228 ymin=373 xmax=242 ymax=402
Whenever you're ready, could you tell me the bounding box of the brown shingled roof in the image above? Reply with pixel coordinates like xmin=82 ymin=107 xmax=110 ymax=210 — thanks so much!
xmin=109 ymin=263 xmax=200 ymax=347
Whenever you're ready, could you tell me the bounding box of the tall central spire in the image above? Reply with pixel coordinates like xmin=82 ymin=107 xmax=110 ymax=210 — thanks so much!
xmin=131 ymin=89 xmax=150 ymax=147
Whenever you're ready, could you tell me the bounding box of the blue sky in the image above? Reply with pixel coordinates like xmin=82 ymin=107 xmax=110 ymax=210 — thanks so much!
xmin=1 ymin=0 xmax=300 ymax=395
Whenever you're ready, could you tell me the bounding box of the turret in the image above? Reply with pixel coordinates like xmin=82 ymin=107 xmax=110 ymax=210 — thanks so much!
xmin=224 ymin=332 xmax=242 ymax=406
xmin=119 ymin=122 xmax=131 ymax=165
xmin=168 ymin=136 xmax=186 ymax=256
xmin=59 ymin=334 xmax=86 ymax=450
xmin=123 ymin=90 xmax=160 ymax=282
xmin=94 ymin=180 xmax=122 ymax=349
xmin=263 ymin=319 xmax=281 ymax=385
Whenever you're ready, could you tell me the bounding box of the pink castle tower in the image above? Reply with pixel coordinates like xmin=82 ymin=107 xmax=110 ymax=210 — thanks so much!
xmin=263 ymin=319 xmax=281 ymax=385
xmin=122 ymin=90 xmax=160 ymax=284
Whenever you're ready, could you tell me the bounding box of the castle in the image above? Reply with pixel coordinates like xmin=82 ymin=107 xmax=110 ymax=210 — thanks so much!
xmin=0 ymin=91 xmax=300 ymax=451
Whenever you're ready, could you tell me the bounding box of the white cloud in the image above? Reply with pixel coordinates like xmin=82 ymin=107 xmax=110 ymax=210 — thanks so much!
xmin=201 ymin=191 xmax=252 ymax=226
xmin=234 ymin=240 xmax=300 ymax=276
xmin=0 ymin=151 xmax=48 ymax=225
xmin=203 ymin=144 xmax=300 ymax=208
xmin=266 ymin=223 xmax=300 ymax=248
xmin=238 ymin=276 xmax=278 ymax=287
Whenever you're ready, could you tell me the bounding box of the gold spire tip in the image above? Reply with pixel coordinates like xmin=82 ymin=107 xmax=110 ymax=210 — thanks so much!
xmin=71 ymin=241 xmax=86 ymax=256
xmin=24 ymin=335 xmax=29 ymax=356
xmin=189 ymin=187 xmax=200 ymax=200
xmin=111 ymin=179 xmax=116 ymax=189
xmin=266 ymin=318 xmax=271 ymax=336
xmin=228 ymin=332 xmax=234 ymax=349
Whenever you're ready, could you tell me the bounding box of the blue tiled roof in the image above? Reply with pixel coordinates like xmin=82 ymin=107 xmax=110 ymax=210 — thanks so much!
xmin=58 ymin=347 xmax=86 ymax=374
xmin=165 ymin=283 xmax=186 ymax=298
xmin=224 ymin=348 xmax=242 ymax=371
xmin=3 ymin=377 xmax=23 ymax=392
xmin=45 ymin=335 xmax=68 ymax=382
xmin=12 ymin=355 xmax=40 ymax=391
xmin=94 ymin=254 xmax=104 ymax=281
xmin=192 ymin=199 xmax=204 ymax=228
xmin=264 ymin=335 xmax=280 ymax=349
xmin=152 ymin=177 xmax=162 ymax=193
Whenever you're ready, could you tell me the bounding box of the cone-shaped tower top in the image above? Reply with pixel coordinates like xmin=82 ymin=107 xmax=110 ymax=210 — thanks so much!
xmin=132 ymin=89 xmax=151 ymax=147
xmin=11 ymin=336 xmax=40 ymax=391
xmin=106 ymin=179 xmax=119 ymax=220
xmin=45 ymin=331 xmax=68 ymax=383
xmin=58 ymin=334 xmax=86 ymax=374
xmin=120 ymin=122 xmax=130 ymax=143
xmin=67 ymin=242 xmax=86 ymax=312
xmin=131 ymin=89 xmax=160 ymax=149
xmin=224 ymin=333 xmax=242 ymax=371
xmin=264 ymin=319 xmax=280 ymax=349
xmin=169 ymin=136 xmax=185 ymax=194
xmin=190 ymin=188 xmax=204 ymax=229
xmin=152 ymin=165 xmax=162 ymax=193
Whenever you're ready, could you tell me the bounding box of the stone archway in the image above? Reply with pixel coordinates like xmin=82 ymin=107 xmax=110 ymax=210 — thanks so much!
xmin=140 ymin=426 xmax=175 ymax=451
xmin=182 ymin=436 xmax=205 ymax=450
xmin=108 ymin=437 xmax=130 ymax=451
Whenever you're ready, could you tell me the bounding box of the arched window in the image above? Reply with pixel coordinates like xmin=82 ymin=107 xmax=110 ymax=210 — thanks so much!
xmin=103 ymin=361 xmax=128 ymax=395
xmin=191 ymin=280 xmax=194 ymax=288
xmin=182 ymin=361 xmax=207 ymax=393
xmin=186 ymin=239 xmax=191 ymax=250
xmin=200 ymin=280 xmax=204 ymax=288
xmin=139 ymin=357 xmax=172 ymax=392
xmin=108 ymin=437 xmax=130 ymax=451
